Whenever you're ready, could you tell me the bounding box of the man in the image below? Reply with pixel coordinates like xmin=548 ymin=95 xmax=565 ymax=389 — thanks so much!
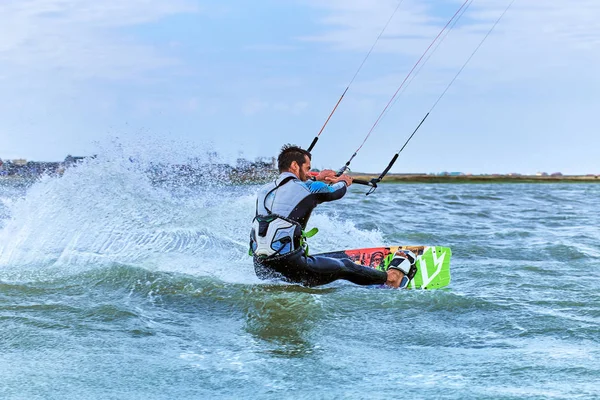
xmin=249 ymin=144 xmax=416 ymax=288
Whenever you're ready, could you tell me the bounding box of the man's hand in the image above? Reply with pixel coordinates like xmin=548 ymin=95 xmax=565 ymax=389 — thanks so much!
xmin=324 ymin=174 xmax=353 ymax=186
xmin=313 ymin=169 xmax=336 ymax=181
xmin=311 ymin=169 xmax=352 ymax=186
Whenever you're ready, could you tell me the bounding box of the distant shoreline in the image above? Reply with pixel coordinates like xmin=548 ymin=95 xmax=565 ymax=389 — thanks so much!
xmin=2 ymin=173 xmax=599 ymax=185
xmin=349 ymin=173 xmax=600 ymax=183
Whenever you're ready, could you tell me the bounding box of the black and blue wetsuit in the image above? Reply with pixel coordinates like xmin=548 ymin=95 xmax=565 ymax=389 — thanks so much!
xmin=250 ymin=172 xmax=388 ymax=287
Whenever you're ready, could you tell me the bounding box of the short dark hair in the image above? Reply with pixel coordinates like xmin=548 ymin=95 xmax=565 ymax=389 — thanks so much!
xmin=278 ymin=144 xmax=311 ymax=172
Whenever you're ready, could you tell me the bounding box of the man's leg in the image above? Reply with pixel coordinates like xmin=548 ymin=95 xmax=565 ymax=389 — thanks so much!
xmin=254 ymin=252 xmax=405 ymax=288
xmin=303 ymin=255 xmax=389 ymax=287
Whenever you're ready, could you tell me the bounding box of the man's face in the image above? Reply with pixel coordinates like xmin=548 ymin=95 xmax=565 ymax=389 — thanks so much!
xmin=297 ymin=155 xmax=311 ymax=182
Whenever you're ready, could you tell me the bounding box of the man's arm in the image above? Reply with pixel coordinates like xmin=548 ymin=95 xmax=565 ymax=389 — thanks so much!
xmin=305 ymin=170 xmax=353 ymax=203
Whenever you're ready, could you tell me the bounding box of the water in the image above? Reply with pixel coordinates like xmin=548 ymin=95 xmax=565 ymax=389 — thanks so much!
xmin=1 ymin=155 xmax=599 ymax=399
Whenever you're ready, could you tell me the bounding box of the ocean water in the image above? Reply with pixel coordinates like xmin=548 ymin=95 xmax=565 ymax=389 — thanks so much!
xmin=1 ymin=155 xmax=599 ymax=399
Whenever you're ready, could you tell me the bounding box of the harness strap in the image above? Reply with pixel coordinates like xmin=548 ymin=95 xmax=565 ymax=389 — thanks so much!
xmin=300 ymin=227 xmax=319 ymax=256
xmin=302 ymin=227 xmax=319 ymax=239
xmin=263 ymin=175 xmax=296 ymax=215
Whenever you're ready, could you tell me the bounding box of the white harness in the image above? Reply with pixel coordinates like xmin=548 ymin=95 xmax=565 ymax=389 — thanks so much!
xmin=251 ymin=214 xmax=300 ymax=257
xmin=250 ymin=176 xmax=302 ymax=258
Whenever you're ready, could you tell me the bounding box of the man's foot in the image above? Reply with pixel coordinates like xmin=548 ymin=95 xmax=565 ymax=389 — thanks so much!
xmin=385 ymin=268 xmax=403 ymax=288
xmin=385 ymin=250 xmax=417 ymax=289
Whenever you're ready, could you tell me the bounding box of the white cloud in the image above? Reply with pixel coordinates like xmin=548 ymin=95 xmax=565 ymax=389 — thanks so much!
xmin=242 ymin=98 xmax=269 ymax=116
xmin=273 ymin=101 xmax=309 ymax=115
xmin=185 ymin=97 xmax=219 ymax=115
xmin=300 ymin=0 xmax=442 ymax=52
xmin=244 ymin=44 xmax=297 ymax=52
xmin=0 ymin=0 xmax=199 ymax=80
xmin=242 ymin=98 xmax=309 ymax=116
xmin=300 ymin=0 xmax=600 ymax=87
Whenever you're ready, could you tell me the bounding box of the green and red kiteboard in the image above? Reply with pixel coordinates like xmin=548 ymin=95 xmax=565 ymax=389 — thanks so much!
xmin=313 ymin=245 xmax=452 ymax=289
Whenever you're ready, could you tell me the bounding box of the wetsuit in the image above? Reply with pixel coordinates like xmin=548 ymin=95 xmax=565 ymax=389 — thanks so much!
xmin=249 ymin=172 xmax=388 ymax=287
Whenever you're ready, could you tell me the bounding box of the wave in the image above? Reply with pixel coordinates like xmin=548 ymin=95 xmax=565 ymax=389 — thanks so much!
xmin=0 ymin=139 xmax=383 ymax=284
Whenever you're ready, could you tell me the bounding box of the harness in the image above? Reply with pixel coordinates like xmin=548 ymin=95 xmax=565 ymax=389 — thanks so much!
xmin=249 ymin=176 xmax=318 ymax=258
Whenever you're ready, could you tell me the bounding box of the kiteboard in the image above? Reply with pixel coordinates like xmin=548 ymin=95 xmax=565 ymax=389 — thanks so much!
xmin=313 ymin=245 xmax=451 ymax=289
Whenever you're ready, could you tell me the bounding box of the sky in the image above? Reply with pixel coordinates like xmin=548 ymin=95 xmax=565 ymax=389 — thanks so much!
xmin=1 ymin=0 xmax=599 ymax=174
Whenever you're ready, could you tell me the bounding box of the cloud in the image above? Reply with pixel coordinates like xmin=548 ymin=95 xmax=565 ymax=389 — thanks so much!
xmin=244 ymin=44 xmax=298 ymax=52
xmin=273 ymin=101 xmax=309 ymax=115
xmin=300 ymin=0 xmax=443 ymax=54
xmin=0 ymin=0 xmax=199 ymax=80
xmin=300 ymin=0 xmax=600 ymax=87
xmin=242 ymin=98 xmax=270 ymax=116
xmin=184 ymin=97 xmax=219 ymax=115
xmin=242 ymin=98 xmax=309 ymax=116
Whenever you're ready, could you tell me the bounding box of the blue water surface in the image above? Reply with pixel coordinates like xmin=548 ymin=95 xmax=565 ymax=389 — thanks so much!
xmin=1 ymin=167 xmax=599 ymax=399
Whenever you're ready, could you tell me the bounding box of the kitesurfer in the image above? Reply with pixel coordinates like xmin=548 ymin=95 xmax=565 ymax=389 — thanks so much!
xmin=249 ymin=144 xmax=416 ymax=288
